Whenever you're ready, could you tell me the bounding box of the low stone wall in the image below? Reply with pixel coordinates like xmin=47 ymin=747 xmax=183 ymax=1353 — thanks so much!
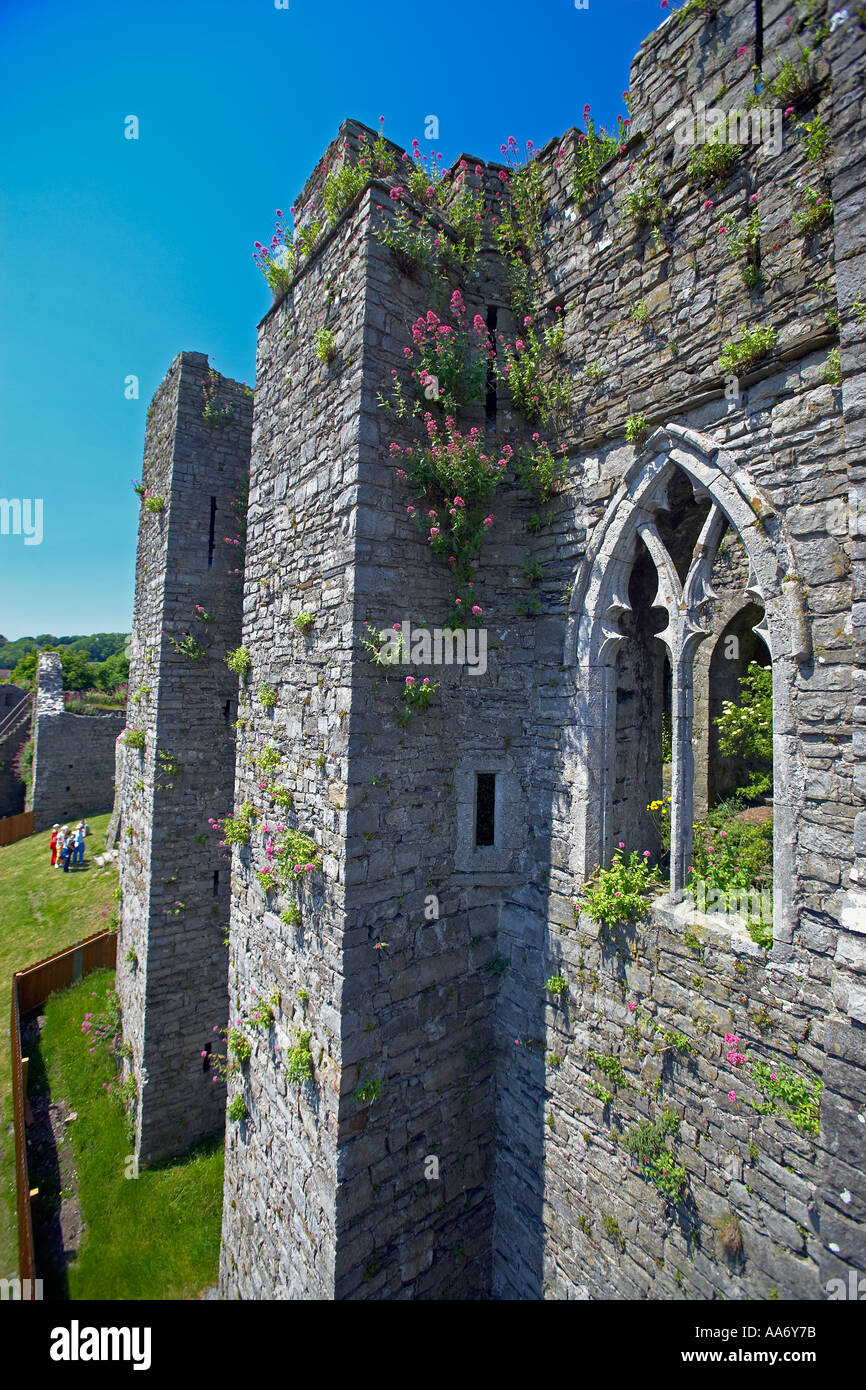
xmin=30 ymin=710 xmax=125 ymax=832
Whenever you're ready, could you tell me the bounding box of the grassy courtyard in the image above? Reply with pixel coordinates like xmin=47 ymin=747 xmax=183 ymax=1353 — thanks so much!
xmin=28 ymin=968 xmax=223 ymax=1299
xmin=0 ymin=813 xmax=224 ymax=1297
xmin=0 ymin=811 xmax=119 ymax=1278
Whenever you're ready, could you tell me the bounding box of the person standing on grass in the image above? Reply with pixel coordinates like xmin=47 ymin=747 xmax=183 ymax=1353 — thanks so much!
xmin=49 ymin=823 xmax=60 ymax=868
xmin=58 ymin=825 xmax=71 ymax=869
xmin=74 ymin=820 xmax=87 ymax=867
xmin=59 ymin=831 xmax=73 ymax=873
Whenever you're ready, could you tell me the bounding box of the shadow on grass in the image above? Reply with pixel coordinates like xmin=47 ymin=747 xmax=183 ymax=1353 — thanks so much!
xmin=24 ymin=973 xmax=225 ymax=1300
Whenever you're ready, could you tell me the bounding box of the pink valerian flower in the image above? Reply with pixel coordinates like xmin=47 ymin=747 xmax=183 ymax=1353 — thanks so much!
xmin=627 ymin=1001 xmax=636 ymax=1012
xmin=737 ymin=45 xmax=748 ymax=57
xmin=702 ymin=199 xmax=714 ymax=211
xmin=728 ymin=1091 xmax=737 ymax=1102
xmin=405 ymin=677 xmax=415 ymax=686
xmin=471 ymin=605 xmax=482 ymax=616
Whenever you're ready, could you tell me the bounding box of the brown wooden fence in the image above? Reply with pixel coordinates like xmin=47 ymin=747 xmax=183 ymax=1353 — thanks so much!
xmin=0 ymin=811 xmax=34 ymax=847
xmin=11 ymin=930 xmax=117 ymax=1296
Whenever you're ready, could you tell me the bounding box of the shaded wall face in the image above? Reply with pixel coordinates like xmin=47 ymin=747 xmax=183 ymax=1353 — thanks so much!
xmin=0 ymin=684 xmax=28 ymax=817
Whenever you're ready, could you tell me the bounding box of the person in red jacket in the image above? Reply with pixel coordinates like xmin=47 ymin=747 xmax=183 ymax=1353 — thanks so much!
xmin=49 ymin=824 xmax=60 ymax=868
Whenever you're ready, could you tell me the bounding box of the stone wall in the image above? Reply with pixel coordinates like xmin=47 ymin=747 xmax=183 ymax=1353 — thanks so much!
xmin=211 ymin=0 xmax=865 ymax=1298
xmin=117 ymin=352 xmax=252 ymax=1167
xmin=29 ymin=654 xmax=124 ymax=832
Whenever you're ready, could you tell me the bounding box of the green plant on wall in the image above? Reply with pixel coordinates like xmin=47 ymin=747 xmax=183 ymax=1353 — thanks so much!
xmin=793 ymin=185 xmax=832 ymax=236
xmin=286 ymin=1031 xmax=314 ymax=1086
xmin=577 ymin=847 xmax=661 ymax=927
xmin=226 ymin=646 xmax=252 ymax=681
xmin=622 ymin=1108 xmax=687 ymax=1201
xmin=314 ymin=326 xmax=338 ymax=364
xmin=717 ymin=325 xmax=777 ymax=376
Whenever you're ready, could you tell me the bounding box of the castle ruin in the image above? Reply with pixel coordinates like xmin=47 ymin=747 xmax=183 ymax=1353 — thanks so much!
xmin=115 ymin=0 xmax=866 ymax=1299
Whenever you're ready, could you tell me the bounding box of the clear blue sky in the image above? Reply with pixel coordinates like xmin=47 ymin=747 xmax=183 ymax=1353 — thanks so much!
xmin=0 ymin=0 xmax=664 ymax=641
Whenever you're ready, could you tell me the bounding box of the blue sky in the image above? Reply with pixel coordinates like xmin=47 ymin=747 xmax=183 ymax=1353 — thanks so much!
xmin=0 ymin=0 xmax=664 ymax=640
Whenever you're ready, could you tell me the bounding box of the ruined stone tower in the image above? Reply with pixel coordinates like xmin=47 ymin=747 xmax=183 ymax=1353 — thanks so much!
xmin=30 ymin=651 xmax=124 ymax=831
xmin=119 ymin=0 xmax=866 ymax=1298
xmin=117 ymin=351 xmax=252 ymax=1166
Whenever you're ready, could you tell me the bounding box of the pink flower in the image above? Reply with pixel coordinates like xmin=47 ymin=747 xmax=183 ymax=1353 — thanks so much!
xmin=471 ymin=605 xmax=482 ymax=616
xmin=737 ymin=45 xmax=748 ymax=57
xmin=405 ymin=676 xmax=415 ymax=686
xmin=728 ymin=1090 xmax=737 ymax=1102
xmin=784 ymin=105 xmax=795 ymax=117
xmin=392 ymin=623 xmax=401 ymax=631
xmin=627 ymin=1002 xmax=636 ymax=1012
xmin=618 ymin=841 xmax=625 ymax=849
xmin=702 ymin=199 xmax=714 ymax=211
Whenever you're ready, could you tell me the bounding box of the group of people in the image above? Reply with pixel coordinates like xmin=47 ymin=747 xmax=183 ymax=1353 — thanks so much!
xmin=49 ymin=820 xmax=89 ymax=872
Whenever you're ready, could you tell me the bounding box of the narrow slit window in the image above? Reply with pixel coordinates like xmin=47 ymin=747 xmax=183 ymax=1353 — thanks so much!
xmin=202 ymin=1042 xmax=211 ymax=1073
xmin=475 ymin=772 xmax=496 ymax=847
xmin=213 ymin=870 xmax=220 ymax=897
xmin=485 ymin=306 xmax=498 ymax=427
xmin=208 ymin=496 xmax=217 ymax=569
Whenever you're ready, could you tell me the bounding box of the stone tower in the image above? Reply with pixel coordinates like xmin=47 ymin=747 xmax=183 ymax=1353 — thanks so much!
xmin=117 ymin=351 xmax=252 ymax=1166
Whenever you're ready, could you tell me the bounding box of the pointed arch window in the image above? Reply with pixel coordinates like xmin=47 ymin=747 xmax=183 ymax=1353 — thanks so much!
xmin=564 ymin=425 xmax=810 ymax=946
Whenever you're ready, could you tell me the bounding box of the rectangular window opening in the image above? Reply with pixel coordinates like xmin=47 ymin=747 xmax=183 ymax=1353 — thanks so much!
xmin=202 ymin=1042 xmax=211 ymax=1073
xmin=475 ymin=772 xmax=496 ymax=847
xmin=213 ymin=870 xmax=220 ymax=897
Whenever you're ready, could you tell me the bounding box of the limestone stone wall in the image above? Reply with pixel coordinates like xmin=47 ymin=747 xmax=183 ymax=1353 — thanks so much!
xmin=210 ymin=0 xmax=865 ymax=1299
xmin=117 ymin=351 xmax=252 ymax=1167
xmin=29 ymin=654 xmax=124 ymax=831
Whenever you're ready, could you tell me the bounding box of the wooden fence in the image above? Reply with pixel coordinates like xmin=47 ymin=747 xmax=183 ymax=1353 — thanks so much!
xmin=11 ymin=930 xmax=117 ymax=1296
xmin=0 ymin=811 xmax=34 ymax=847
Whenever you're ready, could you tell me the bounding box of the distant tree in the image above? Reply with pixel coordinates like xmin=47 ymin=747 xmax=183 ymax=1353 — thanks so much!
xmin=92 ymin=652 xmax=129 ymax=691
xmin=60 ymin=650 xmax=97 ymax=691
xmin=9 ymin=650 xmax=43 ymax=689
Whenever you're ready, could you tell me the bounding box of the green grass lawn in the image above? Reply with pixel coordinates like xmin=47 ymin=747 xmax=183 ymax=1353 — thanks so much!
xmin=29 ymin=968 xmax=223 ymax=1299
xmin=0 ymin=811 xmax=119 ymax=1279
